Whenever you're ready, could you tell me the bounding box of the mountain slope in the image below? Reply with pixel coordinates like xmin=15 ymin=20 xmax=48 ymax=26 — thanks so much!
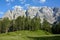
xmin=3 ymin=6 xmax=60 ymax=24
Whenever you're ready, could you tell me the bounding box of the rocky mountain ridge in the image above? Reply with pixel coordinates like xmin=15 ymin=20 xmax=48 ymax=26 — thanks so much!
xmin=3 ymin=6 xmax=60 ymax=24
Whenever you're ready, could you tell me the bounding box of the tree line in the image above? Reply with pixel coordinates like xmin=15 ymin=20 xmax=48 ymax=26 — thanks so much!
xmin=0 ymin=16 xmax=60 ymax=34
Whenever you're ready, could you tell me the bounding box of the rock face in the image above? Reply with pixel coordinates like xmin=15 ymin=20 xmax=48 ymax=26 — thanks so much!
xmin=53 ymin=8 xmax=60 ymax=21
xmin=39 ymin=7 xmax=55 ymax=24
xmin=3 ymin=7 xmax=26 ymax=20
xmin=26 ymin=6 xmax=56 ymax=24
xmin=3 ymin=6 xmax=60 ymax=24
xmin=12 ymin=7 xmax=26 ymax=19
xmin=3 ymin=10 xmax=13 ymax=20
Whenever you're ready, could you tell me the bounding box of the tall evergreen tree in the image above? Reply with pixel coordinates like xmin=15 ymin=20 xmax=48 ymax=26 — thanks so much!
xmin=15 ymin=16 xmax=25 ymax=30
xmin=0 ymin=20 xmax=2 ymax=33
xmin=42 ymin=18 xmax=51 ymax=32
xmin=2 ymin=18 xmax=11 ymax=33
xmin=52 ymin=22 xmax=60 ymax=34
xmin=31 ymin=17 xmax=41 ymax=31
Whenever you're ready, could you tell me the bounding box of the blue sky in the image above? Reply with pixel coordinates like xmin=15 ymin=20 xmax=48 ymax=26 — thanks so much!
xmin=0 ymin=0 xmax=60 ymax=18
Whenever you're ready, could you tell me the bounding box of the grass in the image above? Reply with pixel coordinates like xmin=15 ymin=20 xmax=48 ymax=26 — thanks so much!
xmin=0 ymin=30 xmax=51 ymax=40
xmin=29 ymin=35 xmax=60 ymax=40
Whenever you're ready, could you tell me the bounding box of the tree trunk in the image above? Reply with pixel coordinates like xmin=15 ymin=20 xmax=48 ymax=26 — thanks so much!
xmin=5 ymin=28 xmax=9 ymax=33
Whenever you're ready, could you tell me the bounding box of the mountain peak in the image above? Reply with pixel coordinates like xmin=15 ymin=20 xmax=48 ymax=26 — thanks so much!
xmin=3 ymin=6 xmax=60 ymax=24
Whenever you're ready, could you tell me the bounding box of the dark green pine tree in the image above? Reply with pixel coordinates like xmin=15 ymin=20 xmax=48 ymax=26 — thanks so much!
xmin=31 ymin=17 xmax=41 ymax=31
xmin=24 ymin=16 xmax=31 ymax=30
xmin=15 ymin=16 xmax=22 ymax=30
xmin=2 ymin=18 xmax=11 ymax=33
xmin=56 ymin=22 xmax=60 ymax=33
xmin=42 ymin=18 xmax=51 ymax=32
xmin=52 ymin=22 xmax=60 ymax=34
xmin=0 ymin=20 xmax=2 ymax=33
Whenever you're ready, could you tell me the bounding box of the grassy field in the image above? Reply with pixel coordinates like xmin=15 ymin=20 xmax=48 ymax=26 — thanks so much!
xmin=29 ymin=34 xmax=60 ymax=40
xmin=0 ymin=30 xmax=51 ymax=40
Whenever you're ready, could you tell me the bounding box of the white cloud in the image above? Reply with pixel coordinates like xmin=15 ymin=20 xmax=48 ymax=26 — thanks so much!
xmin=7 ymin=3 xmax=11 ymax=5
xmin=0 ymin=12 xmax=4 ymax=14
xmin=33 ymin=0 xmax=38 ymax=2
xmin=11 ymin=0 xmax=15 ymax=2
xmin=6 ymin=0 xmax=15 ymax=2
xmin=33 ymin=0 xmax=46 ymax=4
xmin=39 ymin=0 xmax=46 ymax=3
xmin=12 ymin=5 xmax=23 ymax=10
xmin=24 ymin=4 xmax=30 ymax=7
xmin=24 ymin=4 xmax=31 ymax=9
xmin=29 ymin=6 xmax=39 ymax=9
xmin=20 ymin=0 xmax=25 ymax=2
xmin=19 ymin=0 xmax=26 ymax=4
xmin=6 ymin=0 xmax=9 ymax=2
xmin=6 ymin=0 xmax=15 ymax=5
